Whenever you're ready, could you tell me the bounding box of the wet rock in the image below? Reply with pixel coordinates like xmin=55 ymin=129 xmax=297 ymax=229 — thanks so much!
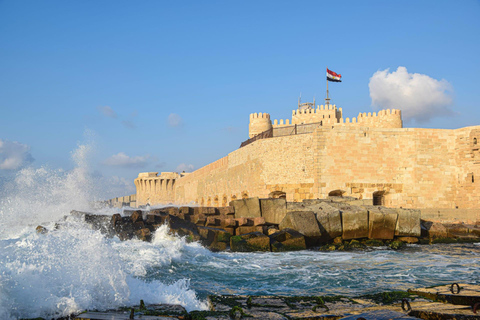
xmin=230 ymin=232 xmax=270 ymax=252
xmin=198 ymin=226 xmax=232 ymax=247
xmin=395 ymin=208 xmax=421 ymax=237
xmin=130 ymin=210 xmax=143 ymax=223
xmin=389 ymin=240 xmax=405 ymax=250
xmin=269 ymin=229 xmax=306 ymax=252
xmin=36 ymin=225 xmax=47 ymax=234
xmin=260 ymin=198 xmax=287 ymax=224
xmin=368 ymin=211 xmax=398 ymax=240
xmin=340 ymin=205 xmax=369 ymax=240
xmin=363 ymin=239 xmax=384 ymax=247
xmin=279 ymin=211 xmax=322 ymax=246
xmin=134 ymin=228 xmax=151 ymax=241
xmin=231 ymin=197 xmax=262 ymax=218
xmin=397 ymin=236 xmax=418 ymax=244
xmin=146 ymin=212 xmax=167 ymax=225
xmin=166 ymin=215 xmax=201 ymax=241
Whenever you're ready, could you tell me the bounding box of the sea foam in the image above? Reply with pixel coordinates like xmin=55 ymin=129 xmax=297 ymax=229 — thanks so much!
xmin=0 ymin=143 xmax=208 ymax=319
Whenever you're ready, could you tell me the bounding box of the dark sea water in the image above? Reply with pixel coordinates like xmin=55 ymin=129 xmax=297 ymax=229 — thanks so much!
xmin=1 ymin=145 xmax=479 ymax=319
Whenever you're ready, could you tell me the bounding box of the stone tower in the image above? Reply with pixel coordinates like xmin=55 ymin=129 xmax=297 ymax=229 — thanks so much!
xmin=249 ymin=112 xmax=272 ymax=138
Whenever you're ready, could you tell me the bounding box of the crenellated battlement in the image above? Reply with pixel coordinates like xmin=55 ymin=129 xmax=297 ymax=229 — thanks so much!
xmin=250 ymin=112 xmax=271 ymax=120
xmin=342 ymin=108 xmax=403 ymax=128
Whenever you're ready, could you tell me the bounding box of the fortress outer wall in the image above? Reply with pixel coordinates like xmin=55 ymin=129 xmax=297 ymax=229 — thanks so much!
xmin=174 ymin=133 xmax=315 ymax=205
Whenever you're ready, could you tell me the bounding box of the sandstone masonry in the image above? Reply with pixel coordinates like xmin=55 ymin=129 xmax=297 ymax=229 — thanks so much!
xmin=134 ymin=102 xmax=480 ymax=210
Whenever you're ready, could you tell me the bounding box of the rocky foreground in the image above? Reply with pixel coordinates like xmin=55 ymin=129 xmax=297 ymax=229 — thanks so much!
xmin=54 ymin=197 xmax=480 ymax=253
xmin=29 ymin=284 xmax=480 ymax=320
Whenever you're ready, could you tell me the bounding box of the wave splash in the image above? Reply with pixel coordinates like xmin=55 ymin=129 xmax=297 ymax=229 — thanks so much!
xmin=0 ymin=143 xmax=208 ymax=319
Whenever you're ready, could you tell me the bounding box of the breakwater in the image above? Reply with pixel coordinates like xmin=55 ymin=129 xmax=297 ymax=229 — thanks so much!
xmin=72 ymin=197 xmax=480 ymax=253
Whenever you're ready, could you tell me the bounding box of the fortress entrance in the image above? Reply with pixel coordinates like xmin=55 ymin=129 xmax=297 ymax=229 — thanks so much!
xmin=269 ymin=191 xmax=286 ymax=199
xmin=373 ymin=191 xmax=385 ymax=206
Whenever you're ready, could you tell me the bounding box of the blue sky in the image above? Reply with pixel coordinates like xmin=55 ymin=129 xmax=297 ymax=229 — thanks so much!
xmin=1 ymin=0 xmax=479 ymax=197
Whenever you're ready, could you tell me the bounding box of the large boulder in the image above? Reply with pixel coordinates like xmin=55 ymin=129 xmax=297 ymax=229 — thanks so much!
xmin=279 ymin=211 xmax=322 ymax=246
xmin=165 ymin=215 xmax=201 ymax=242
xmin=421 ymin=220 xmax=448 ymax=239
xmin=230 ymin=232 xmax=270 ymax=252
xmin=269 ymin=229 xmax=306 ymax=252
xmin=260 ymin=198 xmax=287 ymax=224
xmin=337 ymin=204 xmax=369 ymax=240
xmin=231 ymin=197 xmax=262 ymax=218
xmin=395 ymin=208 xmax=421 ymax=237
xmin=198 ymin=226 xmax=232 ymax=251
xmin=315 ymin=203 xmax=343 ymax=242
xmin=368 ymin=211 xmax=398 ymax=240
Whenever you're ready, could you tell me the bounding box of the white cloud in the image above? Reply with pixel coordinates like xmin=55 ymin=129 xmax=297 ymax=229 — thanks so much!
xmin=176 ymin=163 xmax=194 ymax=173
xmin=97 ymin=106 xmax=117 ymax=119
xmin=0 ymin=139 xmax=34 ymax=170
xmin=103 ymin=152 xmax=151 ymax=168
xmin=369 ymin=66 xmax=454 ymax=123
xmin=168 ymin=113 xmax=183 ymax=127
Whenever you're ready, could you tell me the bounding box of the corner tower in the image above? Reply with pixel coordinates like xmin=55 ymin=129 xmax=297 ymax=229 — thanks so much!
xmin=249 ymin=112 xmax=272 ymax=138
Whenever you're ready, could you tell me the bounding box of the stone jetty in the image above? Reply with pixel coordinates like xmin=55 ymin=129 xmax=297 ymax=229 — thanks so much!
xmin=69 ymin=284 xmax=480 ymax=320
xmin=65 ymin=197 xmax=480 ymax=252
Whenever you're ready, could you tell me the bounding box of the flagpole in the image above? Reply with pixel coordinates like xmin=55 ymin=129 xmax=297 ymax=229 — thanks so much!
xmin=325 ymin=67 xmax=330 ymax=106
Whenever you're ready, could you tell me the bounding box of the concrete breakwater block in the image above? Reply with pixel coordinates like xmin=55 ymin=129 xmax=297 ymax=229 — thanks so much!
xmin=269 ymin=228 xmax=306 ymax=252
xmin=368 ymin=211 xmax=398 ymax=240
xmin=316 ymin=203 xmax=343 ymax=241
xmin=230 ymin=197 xmax=261 ymax=218
xmin=338 ymin=205 xmax=369 ymax=240
xmin=260 ymin=198 xmax=287 ymax=224
xmin=279 ymin=211 xmax=322 ymax=246
xmin=230 ymin=231 xmax=270 ymax=252
xmin=395 ymin=208 xmax=421 ymax=237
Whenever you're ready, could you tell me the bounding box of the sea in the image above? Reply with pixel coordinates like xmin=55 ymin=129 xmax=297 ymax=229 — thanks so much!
xmin=1 ymin=144 xmax=479 ymax=319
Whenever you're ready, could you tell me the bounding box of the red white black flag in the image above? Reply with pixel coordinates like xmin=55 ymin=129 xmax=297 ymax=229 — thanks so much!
xmin=327 ymin=68 xmax=342 ymax=82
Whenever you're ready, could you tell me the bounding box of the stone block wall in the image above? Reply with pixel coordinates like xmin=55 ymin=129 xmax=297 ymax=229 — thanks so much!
xmin=174 ymin=133 xmax=315 ymax=205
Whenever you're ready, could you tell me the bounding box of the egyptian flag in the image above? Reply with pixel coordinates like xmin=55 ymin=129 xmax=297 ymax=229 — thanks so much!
xmin=327 ymin=68 xmax=342 ymax=82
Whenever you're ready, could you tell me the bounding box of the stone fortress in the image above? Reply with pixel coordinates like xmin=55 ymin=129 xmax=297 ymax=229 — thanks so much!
xmin=133 ymin=99 xmax=479 ymax=211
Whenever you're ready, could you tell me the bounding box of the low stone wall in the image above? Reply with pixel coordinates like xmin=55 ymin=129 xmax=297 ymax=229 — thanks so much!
xmin=103 ymin=194 xmax=137 ymax=208
xmin=419 ymin=208 xmax=480 ymax=224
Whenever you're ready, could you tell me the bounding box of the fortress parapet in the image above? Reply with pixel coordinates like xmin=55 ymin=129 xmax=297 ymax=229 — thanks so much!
xmin=342 ymin=109 xmax=403 ymax=128
xmin=134 ymin=171 xmax=181 ymax=206
xmin=249 ymin=112 xmax=272 ymax=138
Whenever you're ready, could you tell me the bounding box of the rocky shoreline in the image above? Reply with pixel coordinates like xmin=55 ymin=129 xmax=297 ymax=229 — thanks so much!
xmin=52 ymin=197 xmax=480 ymax=253
xmin=24 ymin=284 xmax=480 ymax=319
